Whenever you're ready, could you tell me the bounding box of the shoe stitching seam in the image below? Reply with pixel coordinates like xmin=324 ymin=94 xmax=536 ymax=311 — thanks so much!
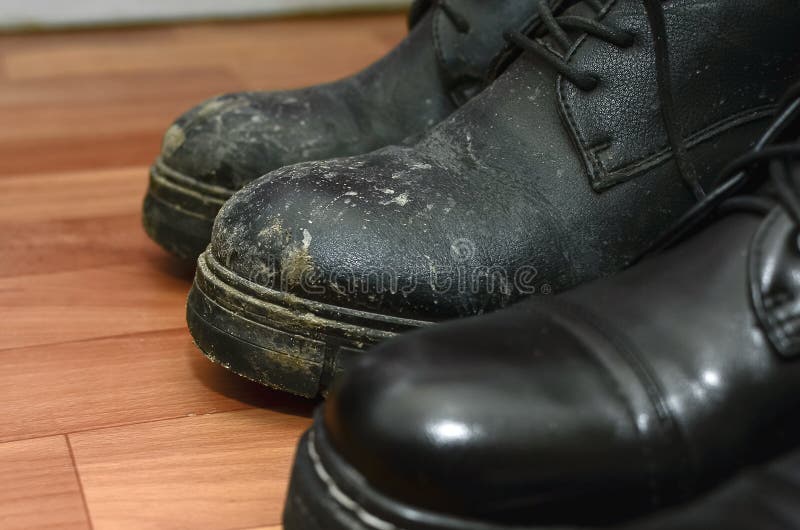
xmin=539 ymin=301 xmax=662 ymax=502
xmin=556 ymin=0 xmax=618 ymax=192
xmin=542 ymin=298 xmax=694 ymax=504
xmin=308 ymin=431 xmax=399 ymax=530
xmin=556 ymin=0 xmax=777 ymax=192
xmin=592 ymin=105 xmax=777 ymax=188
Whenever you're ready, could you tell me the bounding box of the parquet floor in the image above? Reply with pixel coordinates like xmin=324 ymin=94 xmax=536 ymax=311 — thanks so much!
xmin=0 ymin=12 xmax=406 ymax=529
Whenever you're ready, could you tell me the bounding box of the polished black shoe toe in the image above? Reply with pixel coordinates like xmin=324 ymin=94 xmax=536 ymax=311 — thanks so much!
xmin=323 ymin=308 xmax=669 ymax=525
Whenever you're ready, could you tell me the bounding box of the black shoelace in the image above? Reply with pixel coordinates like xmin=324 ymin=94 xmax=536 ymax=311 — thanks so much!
xmin=438 ymin=0 xmax=703 ymax=201
xmin=509 ymin=0 xmax=702 ymax=200
xmin=437 ymin=1 xmax=800 ymax=254
xmin=633 ymin=81 xmax=800 ymax=260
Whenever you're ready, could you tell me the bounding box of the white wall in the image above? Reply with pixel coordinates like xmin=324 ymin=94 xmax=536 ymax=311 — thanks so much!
xmin=0 ymin=0 xmax=411 ymax=29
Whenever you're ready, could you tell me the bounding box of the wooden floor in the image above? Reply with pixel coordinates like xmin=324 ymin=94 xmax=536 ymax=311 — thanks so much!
xmin=0 ymin=13 xmax=406 ymax=529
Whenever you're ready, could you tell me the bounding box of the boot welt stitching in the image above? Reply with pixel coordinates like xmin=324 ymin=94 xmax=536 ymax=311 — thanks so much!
xmin=596 ymin=105 xmax=778 ymax=182
xmin=555 ymin=0 xmax=777 ymax=190
xmin=308 ymin=431 xmax=398 ymax=530
xmin=542 ymin=298 xmax=694 ymax=502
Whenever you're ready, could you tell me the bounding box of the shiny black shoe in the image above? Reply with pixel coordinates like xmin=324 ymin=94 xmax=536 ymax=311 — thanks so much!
xmin=282 ymin=99 xmax=800 ymax=527
xmin=286 ymin=431 xmax=800 ymax=530
xmin=620 ymin=444 xmax=800 ymax=530
xmin=186 ymin=0 xmax=800 ymax=397
xmin=143 ymin=0 xmax=550 ymax=259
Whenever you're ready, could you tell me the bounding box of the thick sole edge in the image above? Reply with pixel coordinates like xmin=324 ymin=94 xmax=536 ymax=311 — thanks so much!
xmin=283 ymin=431 xmax=370 ymax=530
xmin=187 ymin=252 xmax=432 ymax=398
xmin=283 ymin=419 xmax=514 ymax=530
xmin=142 ymin=158 xmax=233 ymax=261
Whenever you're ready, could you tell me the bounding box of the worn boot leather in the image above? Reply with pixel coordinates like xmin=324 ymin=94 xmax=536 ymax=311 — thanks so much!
xmin=187 ymin=0 xmax=800 ymax=397
xmin=143 ymin=0 xmax=549 ymax=259
xmin=281 ymin=112 xmax=800 ymax=527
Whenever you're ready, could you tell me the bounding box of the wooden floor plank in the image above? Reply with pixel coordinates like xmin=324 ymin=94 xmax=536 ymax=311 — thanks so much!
xmin=0 ymin=263 xmax=191 ymax=351
xmin=0 ymin=166 xmax=147 ymax=223
xmin=70 ymin=409 xmax=311 ymax=530
xmin=0 ymin=67 xmax=235 ymax=108
xmin=0 ymin=15 xmax=404 ymax=178
xmin=4 ymin=16 xmax=404 ymax=82
xmin=0 ymin=328 xmax=315 ymax=443
xmin=0 ymin=71 xmax=237 ymax=176
xmin=0 ymin=99 xmax=194 ymax=143
xmin=0 ymin=131 xmax=165 ymax=177
xmin=0 ymin=213 xmax=170 ymax=278
xmin=0 ymin=435 xmax=91 ymax=530
xmin=0 ymin=12 xmax=404 ymax=528
xmin=0 ymin=166 xmax=178 ymax=277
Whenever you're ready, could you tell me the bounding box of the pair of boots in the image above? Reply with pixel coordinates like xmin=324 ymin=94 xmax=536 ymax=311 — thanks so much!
xmin=141 ymin=0 xmax=800 ymax=527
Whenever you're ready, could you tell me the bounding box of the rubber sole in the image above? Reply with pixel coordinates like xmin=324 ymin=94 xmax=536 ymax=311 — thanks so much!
xmin=187 ymin=251 xmax=432 ymax=398
xmin=283 ymin=416 xmax=512 ymax=530
xmin=142 ymin=157 xmax=234 ymax=260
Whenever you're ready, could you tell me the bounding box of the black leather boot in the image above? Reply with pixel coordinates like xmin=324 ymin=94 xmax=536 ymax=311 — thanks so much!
xmin=186 ymin=0 xmax=800 ymax=397
xmin=143 ymin=0 xmax=551 ymax=259
xmin=621 ymin=445 xmax=800 ymax=530
xmin=285 ymin=430 xmax=800 ymax=530
xmin=281 ymin=98 xmax=800 ymax=527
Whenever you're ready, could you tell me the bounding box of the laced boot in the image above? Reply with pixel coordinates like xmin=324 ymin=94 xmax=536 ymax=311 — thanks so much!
xmin=284 ymin=87 xmax=800 ymax=529
xmin=189 ymin=0 xmax=800 ymax=396
xmin=143 ymin=0 xmax=552 ymax=259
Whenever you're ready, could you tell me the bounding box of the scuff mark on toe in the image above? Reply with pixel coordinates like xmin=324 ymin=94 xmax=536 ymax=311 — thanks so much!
xmin=162 ymin=124 xmax=186 ymax=157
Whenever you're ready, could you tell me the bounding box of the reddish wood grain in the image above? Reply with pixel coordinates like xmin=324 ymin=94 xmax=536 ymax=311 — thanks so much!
xmin=0 ymin=13 xmax=405 ymax=528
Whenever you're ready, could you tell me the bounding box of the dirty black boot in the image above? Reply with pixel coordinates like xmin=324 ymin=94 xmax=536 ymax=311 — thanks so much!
xmin=282 ymin=101 xmax=800 ymax=528
xmin=143 ymin=0 xmax=552 ymax=259
xmin=187 ymin=0 xmax=800 ymax=397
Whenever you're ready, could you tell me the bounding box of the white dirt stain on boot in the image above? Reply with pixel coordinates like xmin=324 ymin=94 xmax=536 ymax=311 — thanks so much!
xmin=281 ymin=228 xmax=316 ymax=289
xmin=161 ymin=124 xmax=185 ymax=157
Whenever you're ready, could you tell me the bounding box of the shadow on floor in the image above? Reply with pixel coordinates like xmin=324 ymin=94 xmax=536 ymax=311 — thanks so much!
xmin=146 ymin=250 xmax=198 ymax=283
xmin=189 ymin=348 xmax=318 ymax=418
